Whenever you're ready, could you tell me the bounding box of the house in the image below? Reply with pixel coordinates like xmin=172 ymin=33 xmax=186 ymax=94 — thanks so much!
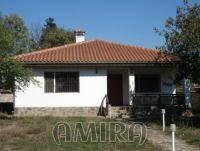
xmin=14 ymin=31 xmax=177 ymax=116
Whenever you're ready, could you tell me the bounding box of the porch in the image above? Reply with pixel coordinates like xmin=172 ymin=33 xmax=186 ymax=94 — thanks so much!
xmin=100 ymin=93 xmax=184 ymax=118
xmin=106 ymin=68 xmax=177 ymax=107
xmin=100 ymin=67 xmax=183 ymax=118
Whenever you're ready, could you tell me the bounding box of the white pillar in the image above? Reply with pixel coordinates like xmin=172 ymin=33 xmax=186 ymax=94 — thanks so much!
xmin=129 ymin=69 xmax=135 ymax=105
xmin=161 ymin=109 xmax=166 ymax=132
xmin=170 ymin=124 xmax=176 ymax=151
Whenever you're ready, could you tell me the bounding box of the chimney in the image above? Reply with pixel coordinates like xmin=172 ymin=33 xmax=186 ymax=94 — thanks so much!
xmin=74 ymin=30 xmax=85 ymax=43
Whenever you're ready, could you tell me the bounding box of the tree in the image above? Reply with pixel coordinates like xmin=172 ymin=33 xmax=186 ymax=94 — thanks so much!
xmin=0 ymin=19 xmax=13 ymax=57
xmin=3 ymin=14 xmax=30 ymax=55
xmin=0 ymin=57 xmax=33 ymax=92
xmin=29 ymin=23 xmax=43 ymax=51
xmin=44 ymin=17 xmax=57 ymax=30
xmin=156 ymin=0 xmax=200 ymax=84
xmin=0 ymin=17 xmax=33 ymax=92
xmin=40 ymin=17 xmax=75 ymax=49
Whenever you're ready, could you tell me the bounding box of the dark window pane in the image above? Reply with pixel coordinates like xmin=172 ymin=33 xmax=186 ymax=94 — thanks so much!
xmin=44 ymin=72 xmax=54 ymax=93
xmin=55 ymin=72 xmax=79 ymax=92
xmin=135 ymin=74 xmax=160 ymax=93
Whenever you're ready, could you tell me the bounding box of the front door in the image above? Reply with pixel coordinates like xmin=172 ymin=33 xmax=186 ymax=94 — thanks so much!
xmin=107 ymin=74 xmax=123 ymax=106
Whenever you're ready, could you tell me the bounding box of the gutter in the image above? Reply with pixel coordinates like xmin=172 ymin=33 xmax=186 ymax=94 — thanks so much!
xmin=20 ymin=61 xmax=176 ymax=68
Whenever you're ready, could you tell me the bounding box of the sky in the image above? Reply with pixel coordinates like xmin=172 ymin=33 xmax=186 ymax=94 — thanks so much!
xmin=0 ymin=0 xmax=199 ymax=48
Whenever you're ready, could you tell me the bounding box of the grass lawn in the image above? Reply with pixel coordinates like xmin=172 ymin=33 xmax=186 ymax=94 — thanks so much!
xmin=173 ymin=127 xmax=200 ymax=146
xmin=150 ymin=123 xmax=200 ymax=147
xmin=0 ymin=116 xmax=161 ymax=151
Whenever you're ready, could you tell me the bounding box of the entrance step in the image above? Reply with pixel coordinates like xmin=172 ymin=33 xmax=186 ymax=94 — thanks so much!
xmin=110 ymin=106 xmax=134 ymax=118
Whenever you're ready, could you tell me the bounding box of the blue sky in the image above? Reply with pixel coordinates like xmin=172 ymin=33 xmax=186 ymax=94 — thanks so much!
xmin=0 ymin=0 xmax=199 ymax=48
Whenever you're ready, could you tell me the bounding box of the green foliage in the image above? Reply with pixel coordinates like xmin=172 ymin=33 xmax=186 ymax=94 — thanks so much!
xmin=0 ymin=20 xmax=13 ymax=57
xmin=0 ymin=15 xmax=33 ymax=92
xmin=44 ymin=17 xmax=57 ymax=30
xmin=30 ymin=17 xmax=75 ymax=50
xmin=156 ymin=1 xmax=200 ymax=84
xmin=39 ymin=17 xmax=75 ymax=49
xmin=0 ymin=14 xmax=75 ymax=91
xmin=0 ymin=57 xmax=33 ymax=92
xmin=3 ymin=14 xmax=30 ymax=55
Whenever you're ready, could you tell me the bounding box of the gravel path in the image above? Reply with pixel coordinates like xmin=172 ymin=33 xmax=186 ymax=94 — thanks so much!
xmin=147 ymin=128 xmax=200 ymax=151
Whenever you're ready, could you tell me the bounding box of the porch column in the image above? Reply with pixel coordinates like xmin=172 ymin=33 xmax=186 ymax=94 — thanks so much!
xmin=129 ymin=69 xmax=135 ymax=105
xmin=183 ymin=78 xmax=191 ymax=110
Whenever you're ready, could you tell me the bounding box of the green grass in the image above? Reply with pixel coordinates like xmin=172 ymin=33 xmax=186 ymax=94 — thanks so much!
xmin=0 ymin=116 xmax=161 ymax=151
xmin=174 ymin=127 xmax=200 ymax=146
xmin=148 ymin=123 xmax=200 ymax=147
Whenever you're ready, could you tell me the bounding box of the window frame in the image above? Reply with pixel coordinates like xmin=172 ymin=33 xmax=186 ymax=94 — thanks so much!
xmin=55 ymin=72 xmax=80 ymax=93
xmin=44 ymin=71 xmax=80 ymax=93
xmin=135 ymin=74 xmax=161 ymax=93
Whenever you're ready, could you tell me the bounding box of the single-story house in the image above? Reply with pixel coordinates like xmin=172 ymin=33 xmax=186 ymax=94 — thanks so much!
xmin=14 ymin=31 xmax=177 ymax=116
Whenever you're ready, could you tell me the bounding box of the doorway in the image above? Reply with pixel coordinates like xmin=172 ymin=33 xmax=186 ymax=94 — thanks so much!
xmin=107 ymin=74 xmax=123 ymax=106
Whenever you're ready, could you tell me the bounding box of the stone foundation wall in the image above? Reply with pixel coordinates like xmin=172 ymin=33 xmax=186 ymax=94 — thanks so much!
xmin=14 ymin=107 xmax=100 ymax=117
xmin=0 ymin=93 xmax=13 ymax=103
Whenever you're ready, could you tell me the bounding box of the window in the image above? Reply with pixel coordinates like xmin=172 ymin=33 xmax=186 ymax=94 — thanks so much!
xmin=135 ymin=74 xmax=160 ymax=93
xmin=44 ymin=72 xmax=79 ymax=93
xmin=55 ymin=72 xmax=79 ymax=92
xmin=44 ymin=72 xmax=54 ymax=93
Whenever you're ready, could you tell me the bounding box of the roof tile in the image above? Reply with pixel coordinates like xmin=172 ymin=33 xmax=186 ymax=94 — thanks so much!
xmin=15 ymin=39 xmax=174 ymax=63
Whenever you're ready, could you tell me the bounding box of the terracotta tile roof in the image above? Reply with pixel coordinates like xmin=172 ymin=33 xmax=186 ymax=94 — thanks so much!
xmin=15 ymin=39 xmax=174 ymax=63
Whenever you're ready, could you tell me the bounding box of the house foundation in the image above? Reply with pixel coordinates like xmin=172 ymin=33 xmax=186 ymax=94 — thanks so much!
xmin=14 ymin=107 xmax=100 ymax=116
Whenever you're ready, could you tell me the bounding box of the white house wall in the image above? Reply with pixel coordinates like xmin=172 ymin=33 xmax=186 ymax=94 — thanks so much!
xmin=15 ymin=68 xmax=107 ymax=107
xmin=15 ymin=67 xmax=176 ymax=109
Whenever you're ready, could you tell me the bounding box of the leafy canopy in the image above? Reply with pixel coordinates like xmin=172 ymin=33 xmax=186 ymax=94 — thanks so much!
xmin=0 ymin=57 xmax=33 ymax=91
xmin=0 ymin=15 xmax=76 ymax=91
xmin=0 ymin=20 xmax=13 ymax=57
xmin=3 ymin=14 xmax=30 ymax=55
xmin=39 ymin=17 xmax=75 ymax=49
xmin=157 ymin=0 xmax=200 ymax=84
xmin=30 ymin=17 xmax=75 ymax=51
xmin=0 ymin=15 xmax=33 ymax=92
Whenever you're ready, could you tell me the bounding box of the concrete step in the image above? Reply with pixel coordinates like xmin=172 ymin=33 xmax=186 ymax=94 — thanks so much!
xmin=111 ymin=110 xmax=133 ymax=114
xmin=109 ymin=106 xmax=134 ymax=119
xmin=111 ymin=106 xmax=132 ymax=110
